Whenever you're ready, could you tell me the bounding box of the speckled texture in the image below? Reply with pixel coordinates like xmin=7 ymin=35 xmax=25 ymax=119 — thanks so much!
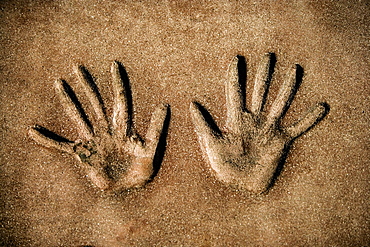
xmin=0 ymin=1 xmax=369 ymax=246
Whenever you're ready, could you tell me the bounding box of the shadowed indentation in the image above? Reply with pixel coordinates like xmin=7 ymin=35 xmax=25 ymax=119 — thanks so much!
xmin=236 ymin=55 xmax=247 ymax=111
xmin=32 ymin=125 xmax=73 ymax=143
xmin=265 ymin=142 xmax=292 ymax=193
xmin=280 ymin=64 xmax=304 ymax=119
xmin=78 ymin=65 xmax=108 ymax=120
xmin=193 ymin=102 xmax=222 ymax=137
xmin=114 ymin=61 xmax=134 ymax=136
xmin=152 ymin=105 xmax=171 ymax=179
xmin=260 ymin=52 xmax=276 ymax=112
xmin=61 ymin=79 xmax=94 ymax=132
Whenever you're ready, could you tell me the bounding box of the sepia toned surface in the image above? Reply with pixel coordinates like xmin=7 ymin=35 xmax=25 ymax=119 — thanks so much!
xmin=0 ymin=0 xmax=368 ymax=246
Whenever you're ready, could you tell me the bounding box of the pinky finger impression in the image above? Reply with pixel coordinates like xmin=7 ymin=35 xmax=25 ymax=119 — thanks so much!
xmin=29 ymin=125 xmax=74 ymax=153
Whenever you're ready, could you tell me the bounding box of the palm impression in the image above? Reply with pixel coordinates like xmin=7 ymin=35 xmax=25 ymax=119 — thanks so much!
xmin=190 ymin=53 xmax=329 ymax=194
xmin=30 ymin=62 xmax=169 ymax=192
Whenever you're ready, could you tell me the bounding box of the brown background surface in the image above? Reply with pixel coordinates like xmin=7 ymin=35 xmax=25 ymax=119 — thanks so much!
xmin=0 ymin=0 xmax=369 ymax=246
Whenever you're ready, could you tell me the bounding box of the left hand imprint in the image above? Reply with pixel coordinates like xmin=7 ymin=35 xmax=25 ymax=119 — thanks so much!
xmin=29 ymin=62 xmax=169 ymax=192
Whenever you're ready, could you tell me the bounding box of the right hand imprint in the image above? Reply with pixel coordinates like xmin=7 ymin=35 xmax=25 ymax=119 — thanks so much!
xmin=190 ymin=53 xmax=329 ymax=194
xmin=29 ymin=62 xmax=169 ymax=192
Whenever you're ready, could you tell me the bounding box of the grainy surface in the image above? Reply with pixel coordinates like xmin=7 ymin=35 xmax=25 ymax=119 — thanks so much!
xmin=0 ymin=0 xmax=369 ymax=246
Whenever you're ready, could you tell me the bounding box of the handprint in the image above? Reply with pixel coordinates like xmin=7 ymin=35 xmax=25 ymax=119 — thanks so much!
xmin=29 ymin=62 xmax=169 ymax=192
xmin=190 ymin=53 xmax=329 ymax=194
